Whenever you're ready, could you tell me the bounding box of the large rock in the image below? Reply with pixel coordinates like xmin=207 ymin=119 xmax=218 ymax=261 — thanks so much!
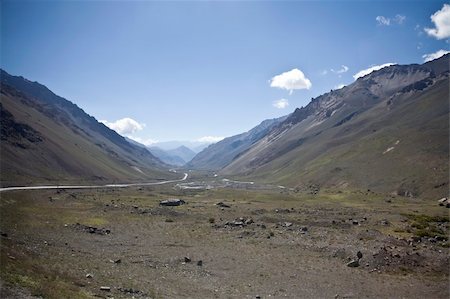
xmin=159 ymin=199 xmax=186 ymax=206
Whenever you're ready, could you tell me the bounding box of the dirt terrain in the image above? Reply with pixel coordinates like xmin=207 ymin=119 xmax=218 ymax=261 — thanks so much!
xmin=0 ymin=179 xmax=448 ymax=298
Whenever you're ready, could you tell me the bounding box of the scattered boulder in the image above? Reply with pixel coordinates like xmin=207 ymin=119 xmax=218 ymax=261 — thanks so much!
xmin=347 ymin=260 xmax=360 ymax=267
xmin=160 ymin=199 xmax=186 ymax=206
xmin=118 ymin=287 xmax=143 ymax=295
xmin=357 ymin=251 xmax=363 ymax=260
xmin=100 ymin=286 xmax=111 ymax=291
xmin=380 ymin=220 xmax=390 ymax=226
xmin=184 ymin=257 xmax=191 ymax=263
xmin=216 ymin=202 xmax=231 ymax=208
xmin=438 ymin=198 xmax=450 ymax=208
xmin=74 ymin=223 xmax=111 ymax=235
xmin=85 ymin=273 xmax=93 ymax=279
xmin=275 ymin=208 xmax=291 ymax=214
xmin=197 ymin=260 xmax=203 ymax=266
xmin=230 ymin=221 xmax=244 ymax=227
xmin=224 ymin=217 xmax=254 ymax=228
xmin=245 ymin=218 xmax=254 ymax=225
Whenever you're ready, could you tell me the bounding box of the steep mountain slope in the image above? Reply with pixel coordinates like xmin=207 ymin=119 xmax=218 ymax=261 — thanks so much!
xmin=188 ymin=115 xmax=288 ymax=170
xmin=222 ymin=55 xmax=449 ymax=199
xmin=0 ymin=70 xmax=177 ymax=186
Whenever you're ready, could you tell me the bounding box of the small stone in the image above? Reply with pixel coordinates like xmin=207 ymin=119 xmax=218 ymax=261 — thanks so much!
xmin=284 ymin=222 xmax=293 ymax=227
xmin=245 ymin=218 xmax=254 ymax=225
xmin=357 ymin=251 xmax=363 ymax=259
xmin=86 ymin=273 xmax=93 ymax=279
xmin=100 ymin=286 xmax=111 ymax=291
xmin=110 ymin=259 xmax=121 ymax=264
xmin=300 ymin=226 xmax=308 ymax=232
xmin=352 ymin=220 xmax=359 ymax=225
xmin=184 ymin=257 xmax=191 ymax=263
xmin=197 ymin=260 xmax=203 ymax=266
xmin=256 ymin=295 xmax=261 ymax=299
xmin=347 ymin=260 xmax=360 ymax=267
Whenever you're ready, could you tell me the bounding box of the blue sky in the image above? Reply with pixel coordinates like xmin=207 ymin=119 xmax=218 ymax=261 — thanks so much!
xmin=1 ymin=1 xmax=449 ymax=145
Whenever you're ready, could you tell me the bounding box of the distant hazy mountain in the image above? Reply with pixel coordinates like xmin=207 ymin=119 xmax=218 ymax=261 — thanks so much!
xmin=151 ymin=141 xmax=211 ymax=153
xmin=146 ymin=145 xmax=196 ymax=166
xmin=147 ymin=146 xmax=186 ymax=166
xmin=221 ymin=55 xmax=449 ymax=199
xmin=167 ymin=146 xmax=196 ymax=163
xmin=187 ymin=115 xmax=288 ymax=170
xmin=0 ymin=69 xmax=177 ymax=186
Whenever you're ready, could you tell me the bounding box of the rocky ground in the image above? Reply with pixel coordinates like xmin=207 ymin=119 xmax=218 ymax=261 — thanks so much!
xmin=0 ymin=181 xmax=448 ymax=298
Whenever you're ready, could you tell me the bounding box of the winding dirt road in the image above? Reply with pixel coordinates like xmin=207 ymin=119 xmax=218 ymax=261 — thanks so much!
xmin=0 ymin=173 xmax=188 ymax=192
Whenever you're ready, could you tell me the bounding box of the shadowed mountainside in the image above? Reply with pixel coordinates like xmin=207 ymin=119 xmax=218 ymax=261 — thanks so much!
xmin=0 ymin=70 xmax=177 ymax=186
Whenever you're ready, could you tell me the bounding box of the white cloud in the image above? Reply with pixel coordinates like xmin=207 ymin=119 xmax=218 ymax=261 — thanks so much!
xmin=394 ymin=14 xmax=406 ymax=24
xmin=196 ymin=136 xmax=225 ymax=143
xmin=331 ymin=65 xmax=349 ymax=74
xmin=100 ymin=117 xmax=145 ymax=135
xmin=422 ymin=49 xmax=450 ymax=62
xmin=270 ymin=68 xmax=312 ymax=94
xmin=273 ymin=98 xmax=289 ymax=109
xmin=128 ymin=136 xmax=159 ymax=146
xmin=425 ymin=4 xmax=450 ymax=39
xmin=353 ymin=63 xmax=396 ymax=80
xmin=376 ymin=16 xmax=390 ymax=26
xmin=376 ymin=14 xmax=406 ymax=26
xmin=334 ymin=84 xmax=346 ymax=90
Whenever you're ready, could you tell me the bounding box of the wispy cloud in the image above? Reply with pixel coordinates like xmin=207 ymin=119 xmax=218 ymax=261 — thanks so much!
xmin=334 ymin=84 xmax=346 ymax=90
xmin=321 ymin=65 xmax=349 ymax=77
xmin=424 ymin=4 xmax=450 ymax=39
xmin=100 ymin=117 xmax=145 ymax=135
xmin=196 ymin=136 xmax=224 ymax=143
xmin=331 ymin=65 xmax=349 ymax=74
xmin=376 ymin=16 xmax=390 ymax=26
xmin=422 ymin=49 xmax=450 ymax=62
xmin=353 ymin=63 xmax=396 ymax=80
xmin=273 ymin=98 xmax=289 ymax=109
xmin=270 ymin=68 xmax=312 ymax=94
xmin=376 ymin=14 xmax=406 ymax=26
xmin=393 ymin=14 xmax=406 ymax=24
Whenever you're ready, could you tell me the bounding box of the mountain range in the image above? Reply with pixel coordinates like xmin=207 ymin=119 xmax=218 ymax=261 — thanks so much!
xmin=212 ymin=55 xmax=449 ymax=199
xmin=1 ymin=54 xmax=448 ymax=199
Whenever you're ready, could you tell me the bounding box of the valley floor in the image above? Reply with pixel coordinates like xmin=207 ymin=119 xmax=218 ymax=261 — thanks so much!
xmin=0 ymin=180 xmax=448 ymax=298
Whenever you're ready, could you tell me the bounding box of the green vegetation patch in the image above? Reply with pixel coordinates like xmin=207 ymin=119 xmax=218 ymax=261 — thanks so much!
xmin=403 ymin=213 xmax=449 ymax=240
xmin=0 ymin=242 xmax=94 ymax=299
